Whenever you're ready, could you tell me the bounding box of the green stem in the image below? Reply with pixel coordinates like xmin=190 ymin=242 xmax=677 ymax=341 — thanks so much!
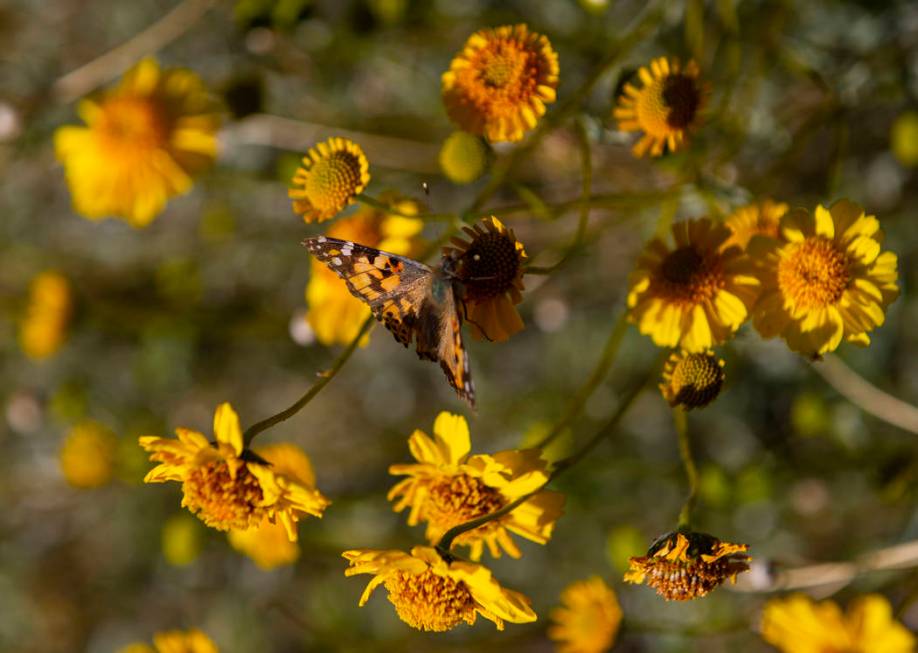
xmin=242 ymin=316 xmax=375 ymax=446
xmin=674 ymin=407 xmax=698 ymax=529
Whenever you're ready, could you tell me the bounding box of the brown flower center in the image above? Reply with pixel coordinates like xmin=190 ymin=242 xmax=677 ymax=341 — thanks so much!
xmin=305 ymin=151 xmax=364 ymax=211
xmin=182 ymin=460 xmax=266 ymax=531
xmin=640 ymin=556 xmax=748 ymax=601
xmin=458 ymin=231 xmax=521 ymax=300
xmin=778 ymin=237 xmax=850 ymax=310
xmin=426 ymin=474 xmax=506 ymax=540
xmin=656 ymin=246 xmax=724 ymax=304
xmin=667 ymin=353 xmax=724 ymax=409
xmin=662 ymin=74 xmax=701 ymax=129
xmin=384 ymin=568 xmax=476 ymax=632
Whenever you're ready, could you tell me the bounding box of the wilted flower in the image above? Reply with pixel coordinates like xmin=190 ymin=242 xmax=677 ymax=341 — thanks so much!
xmin=19 ymin=271 xmax=72 ymax=360
xmin=660 ymin=349 xmax=725 ymax=410
xmin=548 ymin=576 xmax=622 ymax=653
xmin=59 ymin=421 xmax=117 ymax=488
xmin=289 ymin=137 xmax=370 ymax=223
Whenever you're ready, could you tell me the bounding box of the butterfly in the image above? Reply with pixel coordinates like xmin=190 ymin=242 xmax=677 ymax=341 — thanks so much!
xmin=303 ymin=236 xmax=476 ymax=407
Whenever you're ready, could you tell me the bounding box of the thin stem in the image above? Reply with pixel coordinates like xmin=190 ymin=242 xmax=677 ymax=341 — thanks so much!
xmin=242 ymin=316 xmax=375 ymax=446
xmin=674 ymin=407 xmax=698 ymax=529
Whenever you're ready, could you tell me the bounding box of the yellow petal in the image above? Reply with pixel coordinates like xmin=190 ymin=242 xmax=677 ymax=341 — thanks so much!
xmin=213 ymin=403 xmax=243 ymax=454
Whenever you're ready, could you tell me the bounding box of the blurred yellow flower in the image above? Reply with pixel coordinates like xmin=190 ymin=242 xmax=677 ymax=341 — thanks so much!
xmin=118 ymin=628 xmax=219 ymax=653
xmin=19 ymin=271 xmax=72 ymax=360
xmin=439 ymin=131 xmax=489 ymax=184
xmin=388 ymin=412 xmax=564 ymax=560
xmin=614 ymin=57 xmax=706 ymax=157
xmin=343 ymin=545 xmax=536 ymax=632
xmin=289 ymin=137 xmax=370 ymax=223
xmin=891 ymin=111 xmax=918 ymax=167
xmin=54 ymin=58 xmax=220 ymax=226
xmin=443 ymin=216 xmax=528 ymax=342
xmin=139 ymin=403 xmax=330 ymax=536
xmin=660 ymin=349 xmax=725 ymax=410
xmin=59 ymin=421 xmax=117 ymax=488
xmin=228 ymin=442 xmax=320 ymax=569
xmin=548 ymin=576 xmax=622 ymax=653
xmin=624 ymin=530 xmax=749 ymax=600
xmin=749 ymin=200 xmax=899 ymax=357
xmin=442 ymin=24 xmax=559 ymax=143
xmin=161 ymin=514 xmax=202 ymax=566
xmin=761 ymin=593 xmax=915 ymax=653
xmin=306 ymin=195 xmax=423 ymax=346
xmin=724 ymin=199 xmax=789 ymax=250
xmin=627 ymin=218 xmax=759 ymax=351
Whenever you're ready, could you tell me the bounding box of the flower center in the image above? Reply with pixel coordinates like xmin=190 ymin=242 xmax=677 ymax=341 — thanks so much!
xmin=778 ymin=238 xmax=850 ymax=310
xmin=641 ymin=557 xmax=745 ymax=601
xmin=662 ymin=74 xmax=701 ymax=129
xmin=457 ymin=232 xmax=521 ymax=300
xmin=669 ymin=353 xmax=724 ymax=409
xmin=426 ymin=474 xmax=505 ymax=539
xmin=481 ymin=48 xmax=521 ymax=88
xmin=98 ymin=97 xmax=168 ymax=150
xmin=656 ymin=246 xmax=723 ymax=304
xmin=384 ymin=568 xmax=476 ymax=632
xmin=305 ymin=151 xmax=364 ymax=211
xmin=182 ymin=460 xmax=267 ymax=531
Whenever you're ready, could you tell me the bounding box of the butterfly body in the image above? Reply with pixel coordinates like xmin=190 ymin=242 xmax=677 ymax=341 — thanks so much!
xmin=303 ymin=236 xmax=475 ymax=407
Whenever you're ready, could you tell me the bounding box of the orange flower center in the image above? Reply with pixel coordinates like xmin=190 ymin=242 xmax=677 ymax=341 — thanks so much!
xmin=426 ymin=474 xmax=505 ymax=540
xmin=182 ymin=460 xmax=267 ymax=531
xmin=304 ymin=151 xmax=364 ymax=212
xmin=656 ymin=246 xmax=724 ymax=304
xmin=778 ymin=238 xmax=850 ymax=309
xmin=465 ymin=40 xmax=539 ymax=112
xmin=457 ymin=231 xmax=521 ymax=300
xmin=667 ymin=353 xmax=724 ymax=409
xmin=384 ymin=568 xmax=476 ymax=631
xmin=481 ymin=48 xmax=522 ymax=88
xmin=97 ymin=97 xmax=168 ymax=151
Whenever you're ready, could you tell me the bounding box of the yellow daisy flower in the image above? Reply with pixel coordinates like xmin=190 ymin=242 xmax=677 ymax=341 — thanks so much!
xmin=59 ymin=420 xmax=118 ymax=488
xmin=227 ymin=442 xmax=318 ymax=569
xmin=749 ymin=199 xmax=899 ymax=358
xmin=343 ymin=545 xmax=536 ymax=632
xmin=306 ymin=194 xmax=423 ymax=346
xmin=289 ymin=137 xmax=370 ymax=223
xmin=627 ymin=218 xmax=759 ymax=352
xmin=388 ymin=411 xmax=564 ymax=561
xmin=724 ymin=199 xmax=789 ymax=250
xmin=761 ymin=593 xmax=915 ymax=653
xmin=548 ymin=576 xmax=622 ymax=653
xmin=442 ymin=24 xmax=559 ymax=143
xmin=138 ymin=403 xmax=330 ymax=537
xmin=54 ymin=58 xmax=220 ymax=227
xmin=660 ymin=349 xmax=725 ymax=410
xmin=443 ymin=216 xmax=528 ymax=342
xmin=624 ymin=530 xmax=750 ymax=601
xmin=118 ymin=628 xmax=218 ymax=653
xmin=614 ymin=57 xmax=706 ymax=157
xmin=19 ymin=271 xmax=72 ymax=360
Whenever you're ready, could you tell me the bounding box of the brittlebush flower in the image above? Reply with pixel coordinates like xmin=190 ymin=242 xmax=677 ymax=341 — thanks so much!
xmin=139 ymin=403 xmax=330 ymax=536
xmin=442 ymin=24 xmax=559 ymax=143
xmin=724 ymin=199 xmax=789 ymax=250
xmin=548 ymin=577 xmax=622 ymax=653
xmin=443 ymin=216 xmax=528 ymax=342
xmin=227 ymin=443 xmax=318 ymax=569
xmin=614 ymin=57 xmax=706 ymax=157
xmin=761 ymin=593 xmax=915 ymax=653
xmin=59 ymin=421 xmax=118 ymax=488
xmin=749 ymin=200 xmax=899 ymax=358
xmin=117 ymin=628 xmax=218 ymax=653
xmin=289 ymin=137 xmax=370 ymax=223
xmin=343 ymin=546 xmax=536 ymax=632
xmin=624 ymin=530 xmax=750 ymax=600
xmin=388 ymin=412 xmax=563 ymax=560
xmin=660 ymin=349 xmax=725 ymax=410
xmin=19 ymin=271 xmax=72 ymax=360
xmin=627 ymin=219 xmax=759 ymax=352
xmin=55 ymin=58 xmax=220 ymax=226
xmin=306 ymin=195 xmax=423 ymax=346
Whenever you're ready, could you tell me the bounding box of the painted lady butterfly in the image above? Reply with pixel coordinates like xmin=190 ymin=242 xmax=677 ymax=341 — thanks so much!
xmin=303 ymin=236 xmax=475 ymax=407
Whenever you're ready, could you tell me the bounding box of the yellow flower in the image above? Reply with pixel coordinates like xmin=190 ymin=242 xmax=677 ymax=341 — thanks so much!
xmin=724 ymin=199 xmax=789 ymax=250
xmin=624 ymin=530 xmax=750 ymax=600
xmin=749 ymin=200 xmax=899 ymax=358
xmin=548 ymin=576 xmax=622 ymax=653
xmin=439 ymin=131 xmax=489 ymax=184
xmin=627 ymin=218 xmax=759 ymax=352
xmin=343 ymin=545 xmax=536 ymax=632
xmin=305 ymin=195 xmax=423 ymax=346
xmin=54 ymin=58 xmax=220 ymax=226
xmin=443 ymin=216 xmax=528 ymax=342
xmin=442 ymin=24 xmax=559 ymax=143
xmin=289 ymin=137 xmax=370 ymax=223
xmin=660 ymin=349 xmax=725 ymax=410
xmin=614 ymin=57 xmax=706 ymax=157
xmin=388 ymin=412 xmax=563 ymax=561
xmin=891 ymin=111 xmax=918 ymax=167
xmin=118 ymin=628 xmax=219 ymax=653
xmin=761 ymin=593 xmax=915 ymax=653
xmin=19 ymin=271 xmax=72 ymax=360
xmin=228 ymin=442 xmax=318 ymax=569
xmin=139 ymin=403 xmax=330 ymax=536
xmin=161 ymin=514 xmax=202 ymax=566
xmin=59 ymin=421 xmax=118 ymax=488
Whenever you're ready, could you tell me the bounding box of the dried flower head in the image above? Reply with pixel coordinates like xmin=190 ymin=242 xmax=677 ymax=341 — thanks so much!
xmin=660 ymin=349 xmax=725 ymax=410
xmin=442 ymin=24 xmax=559 ymax=143
xmin=548 ymin=576 xmax=622 ymax=653
xmin=289 ymin=137 xmax=370 ymax=223
xmin=624 ymin=530 xmax=750 ymax=600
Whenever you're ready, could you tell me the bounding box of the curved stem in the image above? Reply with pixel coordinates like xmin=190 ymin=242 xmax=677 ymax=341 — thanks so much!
xmin=674 ymin=407 xmax=698 ymax=529
xmin=242 ymin=316 xmax=374 ymax=446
